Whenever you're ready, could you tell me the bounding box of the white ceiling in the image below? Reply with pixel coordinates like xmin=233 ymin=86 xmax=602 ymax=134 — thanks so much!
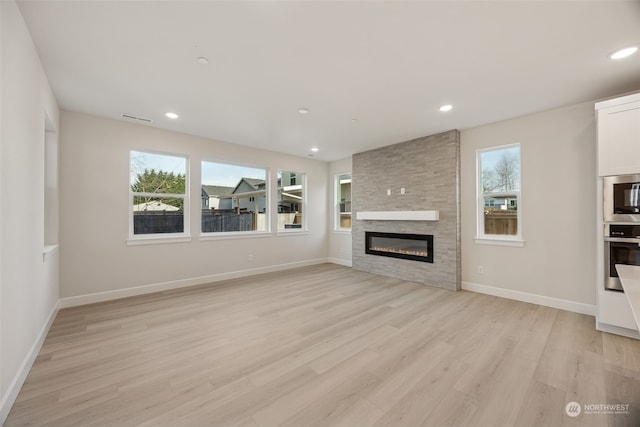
xmin=17 ymin=0 xmax=640 ymax=162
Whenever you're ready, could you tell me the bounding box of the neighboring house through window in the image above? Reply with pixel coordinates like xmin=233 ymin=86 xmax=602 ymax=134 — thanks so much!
xmin=477 ymin=144 xmax=521 ymax=242
xmin=278 ymin=170 xmax=305 ymax=231
xmin=201 ymin=161 xmax=268 ymax=234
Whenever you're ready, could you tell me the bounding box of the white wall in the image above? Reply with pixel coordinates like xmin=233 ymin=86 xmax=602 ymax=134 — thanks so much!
xmin=460 ymin=102 xmax=597 ymax=310
xmin=328 ymin=156 xmax=352 ymax=266
xmin=326 ymin=101 xmax=599 ymax=309
xmin=59 ymin=111 xmax=329 ymax=301
xmin=0 ymin=1 xmax=60 ymax=422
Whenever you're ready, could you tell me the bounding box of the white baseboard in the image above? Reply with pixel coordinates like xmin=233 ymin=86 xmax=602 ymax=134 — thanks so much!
xmin=0 ymin=301 xmax=59 ymax=425
xmin=59 ymin=258 xmax=329 ymax=308
xmin=328 ymin=257 xmax=352 ymax=268
xmin=462 ymin=281 xmax=596 ymax=316
xmin=596 ymin=321 xmax=640 ymax=340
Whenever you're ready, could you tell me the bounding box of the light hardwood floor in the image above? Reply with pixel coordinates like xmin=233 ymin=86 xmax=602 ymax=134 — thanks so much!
xmin=6 ymin=264 xmax=640 ymax=426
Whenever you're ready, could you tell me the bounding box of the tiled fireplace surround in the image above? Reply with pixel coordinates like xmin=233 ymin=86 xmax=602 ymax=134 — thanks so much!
xmin=352 ymin=130 xmax=461 ymax=291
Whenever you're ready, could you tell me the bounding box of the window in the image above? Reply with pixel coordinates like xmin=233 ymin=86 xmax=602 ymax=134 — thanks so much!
xmin=477 ymin=144 xmax=521 ymax=241
xmin=278 ymin=170 xmax=305 ymax=231
xmin=201 ymin=161 xmax=268 ymax=234
xmin=130 ymin=150 xmax=188 ymax=237
xmin=335 ymin=173 xmax=352 ymax=230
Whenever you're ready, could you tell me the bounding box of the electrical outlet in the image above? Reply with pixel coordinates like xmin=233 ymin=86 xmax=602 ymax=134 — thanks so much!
xmin=400 ymin=187 xmax=405 ymax=195
xmin=248 ymin=254 xmax=254 ymax=261
xmin=387 ymin=189 xmax=391 ymax=196
xmin=478 ymin=265 xmax=484 ymax=274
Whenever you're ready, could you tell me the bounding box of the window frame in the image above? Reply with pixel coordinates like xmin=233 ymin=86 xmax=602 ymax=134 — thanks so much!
xmin=334 ymin=173 xmax=352 ymax=232
xmin=199 ymin=159 xmax=271 ymax=239
xmin=475 ymin=143 xmax=523 ymax=246
xmin=277 ymin=169 xmax=307 ymax=234
xmin=127 ymin=149 xmax=190 ymax=245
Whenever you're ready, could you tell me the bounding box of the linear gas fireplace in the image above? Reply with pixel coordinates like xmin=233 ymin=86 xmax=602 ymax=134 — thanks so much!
xmin=365 ymin=231 xmax=433 ymax=263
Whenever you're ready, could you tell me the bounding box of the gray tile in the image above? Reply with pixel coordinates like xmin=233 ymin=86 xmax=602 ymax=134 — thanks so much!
xmin=352 ymin=130 xmax=461 ymax=291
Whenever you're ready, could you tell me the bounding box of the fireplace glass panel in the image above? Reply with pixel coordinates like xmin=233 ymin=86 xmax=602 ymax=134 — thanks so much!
xmin=365 ymin=232 xmax=433 ymax=263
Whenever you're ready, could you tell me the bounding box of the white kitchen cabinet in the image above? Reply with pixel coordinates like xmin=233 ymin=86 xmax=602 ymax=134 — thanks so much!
xmin=597 ymin=289 xmax=638 ymax=331
xmin=596 ymin=92 xmax=640 ymax=177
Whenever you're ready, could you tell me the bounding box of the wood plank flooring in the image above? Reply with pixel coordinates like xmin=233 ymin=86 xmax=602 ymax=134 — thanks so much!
xmin=6 ymin=264 xmax=640 ymax=426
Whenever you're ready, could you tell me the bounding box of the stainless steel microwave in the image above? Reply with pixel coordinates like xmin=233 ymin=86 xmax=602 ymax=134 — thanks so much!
xmin=604 ymin=174 xmax=640 ymax=222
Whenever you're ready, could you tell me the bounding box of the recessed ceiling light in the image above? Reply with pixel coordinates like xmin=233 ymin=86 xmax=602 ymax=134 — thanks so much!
xmin=165 ymin=112 xmax=179 ymax=119
xmin=439 ymin=104 xmax=453 ymax=112
xmin=298 ymin=108 xmax=310 ymax=115
xmin=311 ymin=147 xmax=319 ymax=153
xmin=609 ymin=46 xmax=638 ymax=60
xmin=197 ymin=57 xmax=209 ymax=64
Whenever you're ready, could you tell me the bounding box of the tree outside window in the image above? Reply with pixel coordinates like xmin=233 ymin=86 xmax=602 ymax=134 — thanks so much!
xmin=130 ymin=150 xmax=188 ymax=236
xmin=478 ymin=144 xmax=521 ymax=239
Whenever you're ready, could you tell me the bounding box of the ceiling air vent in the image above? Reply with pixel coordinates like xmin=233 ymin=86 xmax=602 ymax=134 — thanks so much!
xmin=120 ymin=113 xmax=153 ymax=124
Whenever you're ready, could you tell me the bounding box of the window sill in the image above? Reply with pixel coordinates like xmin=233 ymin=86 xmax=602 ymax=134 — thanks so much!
xmin=43 ymin=244 xmax=59 ymax=262
xmin=127 ymin=235 xmax=192 ymax=246
xmin=333 ymin=229 xmax=352 ymax=235
xmin=200 ymin=231 xmax=272 ymax=241
xmin=276 ymin=230 xmax=309 ymax=237
xmin=474 ymin=237 xmax=525 ymax=248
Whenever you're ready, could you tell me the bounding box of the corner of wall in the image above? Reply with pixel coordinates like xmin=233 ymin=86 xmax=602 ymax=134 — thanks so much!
xmin=0 ymin=303 xmax=59 ymax=424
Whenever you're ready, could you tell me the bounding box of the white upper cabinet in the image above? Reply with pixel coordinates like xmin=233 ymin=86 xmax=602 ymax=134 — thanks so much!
xmin=596 ymin=92 xmax=640 ymax=177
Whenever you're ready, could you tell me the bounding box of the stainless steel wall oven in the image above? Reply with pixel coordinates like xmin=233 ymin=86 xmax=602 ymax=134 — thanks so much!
xmin=604 ymin=224 xmax=640 ymax=291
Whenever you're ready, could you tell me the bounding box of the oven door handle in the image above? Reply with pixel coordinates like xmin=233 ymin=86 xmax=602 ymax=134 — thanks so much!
xmin=604 ymin=237 xmax=640 ymax=245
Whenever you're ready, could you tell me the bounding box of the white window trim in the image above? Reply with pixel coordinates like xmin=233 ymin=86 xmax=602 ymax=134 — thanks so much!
xmin=128 ymin=149 xmax=190 ymax=242
xmin=127 ymin=236 xmax=192 ymax=246
xmin=334 ymin=173 xmax=352 ymax=232
xmin=277 ymin=169 xmax=308 ymax=233
xmin=474 ymin=237 xmax=525 ymax=247
xmin=276 ymin=230 xmax=310 ymax=237
xmin=42 ymin=244 xmax=59 ymax=262
xmin=476 ymin=143 xmax=523 ymax=245
xmin=199 ymin=231 xmax=273 ymax=242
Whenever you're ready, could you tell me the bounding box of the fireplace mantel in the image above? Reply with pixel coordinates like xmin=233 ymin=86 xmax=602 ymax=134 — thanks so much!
xmin=356 ymin=210 xmax=439 ymax=221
